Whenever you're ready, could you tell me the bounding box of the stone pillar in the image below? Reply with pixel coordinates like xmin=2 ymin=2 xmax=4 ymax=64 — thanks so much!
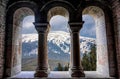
xmin=34 ymin=22 xmax=49 ymax=77
xmin=68 ymin=22 xmax=85 ymax=77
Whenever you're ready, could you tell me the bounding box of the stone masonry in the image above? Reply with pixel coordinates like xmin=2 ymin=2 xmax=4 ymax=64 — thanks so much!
xmin=0 ymin=0 xmax=6 ymax=78
xmin=0 ymin=0 xmax=120 ymax=78
xmin=112 ymin=0 xmax=120 ymax=78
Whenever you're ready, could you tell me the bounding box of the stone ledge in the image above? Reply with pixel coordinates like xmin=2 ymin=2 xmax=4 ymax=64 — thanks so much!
xmin=8 ymin=71 xmax=116 ymax=79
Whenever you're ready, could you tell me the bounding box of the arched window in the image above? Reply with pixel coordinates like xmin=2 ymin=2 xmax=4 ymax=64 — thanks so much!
xmin=5 ymin=7 xmax=35 ymax=77
xmin=83 ymin=6 xmax=109 ymax=77
xmin=49 ymin=15 xmax=70 ymax=71
xmin=48 ymin=7 xmax=70 ymax=71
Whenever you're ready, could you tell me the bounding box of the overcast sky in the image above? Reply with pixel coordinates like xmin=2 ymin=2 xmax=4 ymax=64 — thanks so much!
xmin=22 ymin=15 xmax=96 ymax=38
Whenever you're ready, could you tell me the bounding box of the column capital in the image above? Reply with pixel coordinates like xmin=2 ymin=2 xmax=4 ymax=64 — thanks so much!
xmin=33 ymin=22 xmax=49 ymax=33
xmin=68 ymin=21 xmax=84 ymax=33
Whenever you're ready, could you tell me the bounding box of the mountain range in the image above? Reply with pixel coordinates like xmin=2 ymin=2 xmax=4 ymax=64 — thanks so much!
xmin=22 ymin=31 xmax=96 ymax=62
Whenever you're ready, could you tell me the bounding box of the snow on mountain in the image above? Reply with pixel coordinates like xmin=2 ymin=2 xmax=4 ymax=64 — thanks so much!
xmin=22 ymin=31 xmax=96 ymax=61
xmin=22 ymin=34 xmax=38 ymax=43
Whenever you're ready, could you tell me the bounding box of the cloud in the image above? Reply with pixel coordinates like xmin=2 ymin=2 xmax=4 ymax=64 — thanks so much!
xmin=22 ymin=15 xmax=96 ymax=38
xmin=49 ymin=15 xmax=69 ymax=32
xmin=22 ymin=16 xmax=36 ymax=34
xmin=80 ymin=15 xmax=96 ymax=38
xmin=22 ymin=16 xmax=34 ymax=28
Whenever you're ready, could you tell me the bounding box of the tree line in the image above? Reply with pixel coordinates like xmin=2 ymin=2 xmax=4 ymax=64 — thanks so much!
xmin=54 ymin=44 xmax=96 ymax=71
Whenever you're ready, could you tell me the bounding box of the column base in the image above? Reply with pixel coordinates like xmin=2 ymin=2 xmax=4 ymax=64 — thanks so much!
xmin=34 ymin=70 xmax=48 ymax=77
xmin=71 ymin=68 xmax=85 ymax=77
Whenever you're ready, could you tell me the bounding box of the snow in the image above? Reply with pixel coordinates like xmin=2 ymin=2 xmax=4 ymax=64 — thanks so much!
xmin=22 ymin=31 xmax=96 ymax=56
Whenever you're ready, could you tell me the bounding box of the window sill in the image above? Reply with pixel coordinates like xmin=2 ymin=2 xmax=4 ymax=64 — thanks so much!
xmin=10 ymin=71 xmax=115 ymax=79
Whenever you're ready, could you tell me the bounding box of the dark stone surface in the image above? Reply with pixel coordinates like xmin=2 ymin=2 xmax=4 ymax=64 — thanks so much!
xmin=0 ymin=0 xmax=120 ymax=78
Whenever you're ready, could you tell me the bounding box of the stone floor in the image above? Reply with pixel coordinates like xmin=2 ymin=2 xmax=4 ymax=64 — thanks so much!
xmin=9 ymin=71 xmax=115 ymax=79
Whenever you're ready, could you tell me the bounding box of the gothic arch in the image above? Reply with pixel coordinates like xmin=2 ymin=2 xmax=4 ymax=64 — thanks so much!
xmin=4 ymin=1 xmax=38 ymax=77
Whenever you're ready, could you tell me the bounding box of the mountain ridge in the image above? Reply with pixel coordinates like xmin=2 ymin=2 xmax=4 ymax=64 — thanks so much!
xmin=22 ymin=31 xmax=96 ymax=70
xmin=22 ymin=31 xmax=96 ymax=61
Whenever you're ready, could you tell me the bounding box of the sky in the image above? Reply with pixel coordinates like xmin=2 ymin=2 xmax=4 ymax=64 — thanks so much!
xmin=81 ymin=15 xmax=96 ymax=38
xmin=22 ymin=15 xmax=96 ymax=38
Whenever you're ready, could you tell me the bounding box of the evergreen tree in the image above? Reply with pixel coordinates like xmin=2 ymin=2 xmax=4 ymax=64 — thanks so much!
xmin=64 ymin=65 xmax=68 ymax=71
xmin=89 ymin=44 xmax=96 ymax=70
xmin=82 ymin=44 xmax=96 ymax=71
xmin=82 ymin=53 xmax=90 ymax=70
xmin=57 ymin=63 xmax=63 ymax=71
xmin=64 ymin=63 xmax=69 ymax=71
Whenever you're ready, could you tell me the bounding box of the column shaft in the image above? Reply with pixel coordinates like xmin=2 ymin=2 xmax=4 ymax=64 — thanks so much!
xmin=34 ymin=23 xmax=49 ymax=77
xmin=37 ymin=33 xmax=48 ymax=70
xmin=69 ymin=22 xmax=85 ymax=77
xmin=71 ymin=32 xmax=80 ymax=68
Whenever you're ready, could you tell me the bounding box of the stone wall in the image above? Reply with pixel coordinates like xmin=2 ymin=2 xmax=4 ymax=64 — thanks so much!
xmin=83 ymin=6 xmax=110 ymax=77
xmin=0 ymin=0 xmax=6 ymax=78
xmin=10 ymin=8 xmax=34 ymax=76
xmin=112 ymin=0 xmax=120 ymax=78
xmin=0 ymin=0 xmax=119 ymax=78
xmin=96 ymin=15 xmax=109 ymax=77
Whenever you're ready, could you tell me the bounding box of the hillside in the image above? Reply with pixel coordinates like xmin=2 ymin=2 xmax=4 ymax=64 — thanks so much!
xmin=22 ymin=31 xmax=96 ymax=71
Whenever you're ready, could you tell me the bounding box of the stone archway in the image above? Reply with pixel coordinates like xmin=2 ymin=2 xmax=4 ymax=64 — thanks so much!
xmin=4 ymin=1 xmax=38 ymax=77
xmin=48 ymin=7 xmax=69 ymax=71
xmin=82 ymin=6 xmax=117 ymax=77
xmin=4 ymin=0 xmax=86 ymax=78
xmin=83 ymin=6 xmax=109 ymax=77
xmin=47 ymin=7 xmax=69 ymax=22
xmin=34 ymin=1 xmax=85 ymax=77
xmin=6 ymin=7 xmax=34 ymax=77
xmin=3 ymin=0 xmax=118 ymax=78
xmin=12 ymin=7 xmax=34 ymax=76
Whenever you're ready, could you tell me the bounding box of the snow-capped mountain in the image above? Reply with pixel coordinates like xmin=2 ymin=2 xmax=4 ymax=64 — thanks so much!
xmin=22 ymin=31 xmax=96 ymax=61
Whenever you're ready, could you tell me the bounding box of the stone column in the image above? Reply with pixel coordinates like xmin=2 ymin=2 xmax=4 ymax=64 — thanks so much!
xmin=68 ymin=22 xmax=85 ymax=77
xmin=34 ymin=22 xmax=49 ymax=77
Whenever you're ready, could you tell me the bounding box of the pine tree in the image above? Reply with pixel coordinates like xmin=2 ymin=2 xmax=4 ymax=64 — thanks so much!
xmin=82 ymin=44 xmax=96 ymax=71
xmin=64 ymin=63 xmax=69 ymax=71
xmin=57 ymin=63 xmax=63 ymax=71
xmin=64 ymin=65 xmax=68 ymax=71
xmin=82 ymin=53 xmax=90 ymax=70
xmin=89 ymin=44 xmax=96 ymax=70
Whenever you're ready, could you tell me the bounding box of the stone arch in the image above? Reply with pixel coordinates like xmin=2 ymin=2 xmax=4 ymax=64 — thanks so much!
xmin=32 ymin=0 xmax=86 ymax=77
xmin=2 ymin=0 xmax=117 ymax=78
xmin=40 ymin=0 xmax=75 ymax=22
xmin=47 ymin=8 xmax=70 ymax=71
xmin=82 ymin=5 xmax=117 ymax=77
xmin=4 ymin=1 xmax=38 ymax=77
xmin=47 ymin=6 xmax=69 ymax=32
xmin=47 ymin=7 xmax=69 ymax=22
xmin=83 ymin=6 xmax=109 ymax=77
